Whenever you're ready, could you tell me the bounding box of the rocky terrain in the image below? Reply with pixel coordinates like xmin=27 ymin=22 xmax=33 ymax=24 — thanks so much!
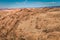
xmin=0 ymin=8 xmax=60 ymax=40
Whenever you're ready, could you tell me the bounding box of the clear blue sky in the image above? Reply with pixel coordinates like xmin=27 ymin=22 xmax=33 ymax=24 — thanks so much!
xmin=0 ymin=0 xmax=60 ymax=8
xmin=0 ymin=0 xmax=60 ymax=2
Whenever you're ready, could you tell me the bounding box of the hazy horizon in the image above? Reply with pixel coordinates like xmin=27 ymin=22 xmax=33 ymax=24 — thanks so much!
xmin=0 ymin=0 xmax=60 ymax=8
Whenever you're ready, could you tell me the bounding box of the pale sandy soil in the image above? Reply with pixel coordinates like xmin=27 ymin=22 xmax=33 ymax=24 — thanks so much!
xmin=0 ymin=8 xmax=60 ymax=40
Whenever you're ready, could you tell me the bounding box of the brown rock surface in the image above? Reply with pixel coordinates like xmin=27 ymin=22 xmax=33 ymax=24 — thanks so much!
xmin=0 ymin=8 xmax=60 ymax=40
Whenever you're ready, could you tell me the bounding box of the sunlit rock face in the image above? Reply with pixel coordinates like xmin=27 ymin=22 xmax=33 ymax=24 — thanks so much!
xmin=0 ymin=8 xmax=60 ymax=40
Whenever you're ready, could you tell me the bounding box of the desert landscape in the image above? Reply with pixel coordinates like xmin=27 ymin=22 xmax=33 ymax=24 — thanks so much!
xmin=0 ymin=8 xmax=60 ymax=40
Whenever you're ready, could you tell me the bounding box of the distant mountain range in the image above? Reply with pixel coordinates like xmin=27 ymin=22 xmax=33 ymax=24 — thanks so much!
xmin=45 ymin=6 xmax=60 ymax=8
xmin=0 ymin=6 xmax=60 ymax=10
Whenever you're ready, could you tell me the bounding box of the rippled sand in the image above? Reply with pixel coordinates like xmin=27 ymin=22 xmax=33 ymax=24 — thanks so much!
xmin=0 ymin=8 xmax=60 ymax=40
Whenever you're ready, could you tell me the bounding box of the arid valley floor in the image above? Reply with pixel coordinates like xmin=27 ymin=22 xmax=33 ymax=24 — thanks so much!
xmin=0 ymin=8 xmax=60 ymax=40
